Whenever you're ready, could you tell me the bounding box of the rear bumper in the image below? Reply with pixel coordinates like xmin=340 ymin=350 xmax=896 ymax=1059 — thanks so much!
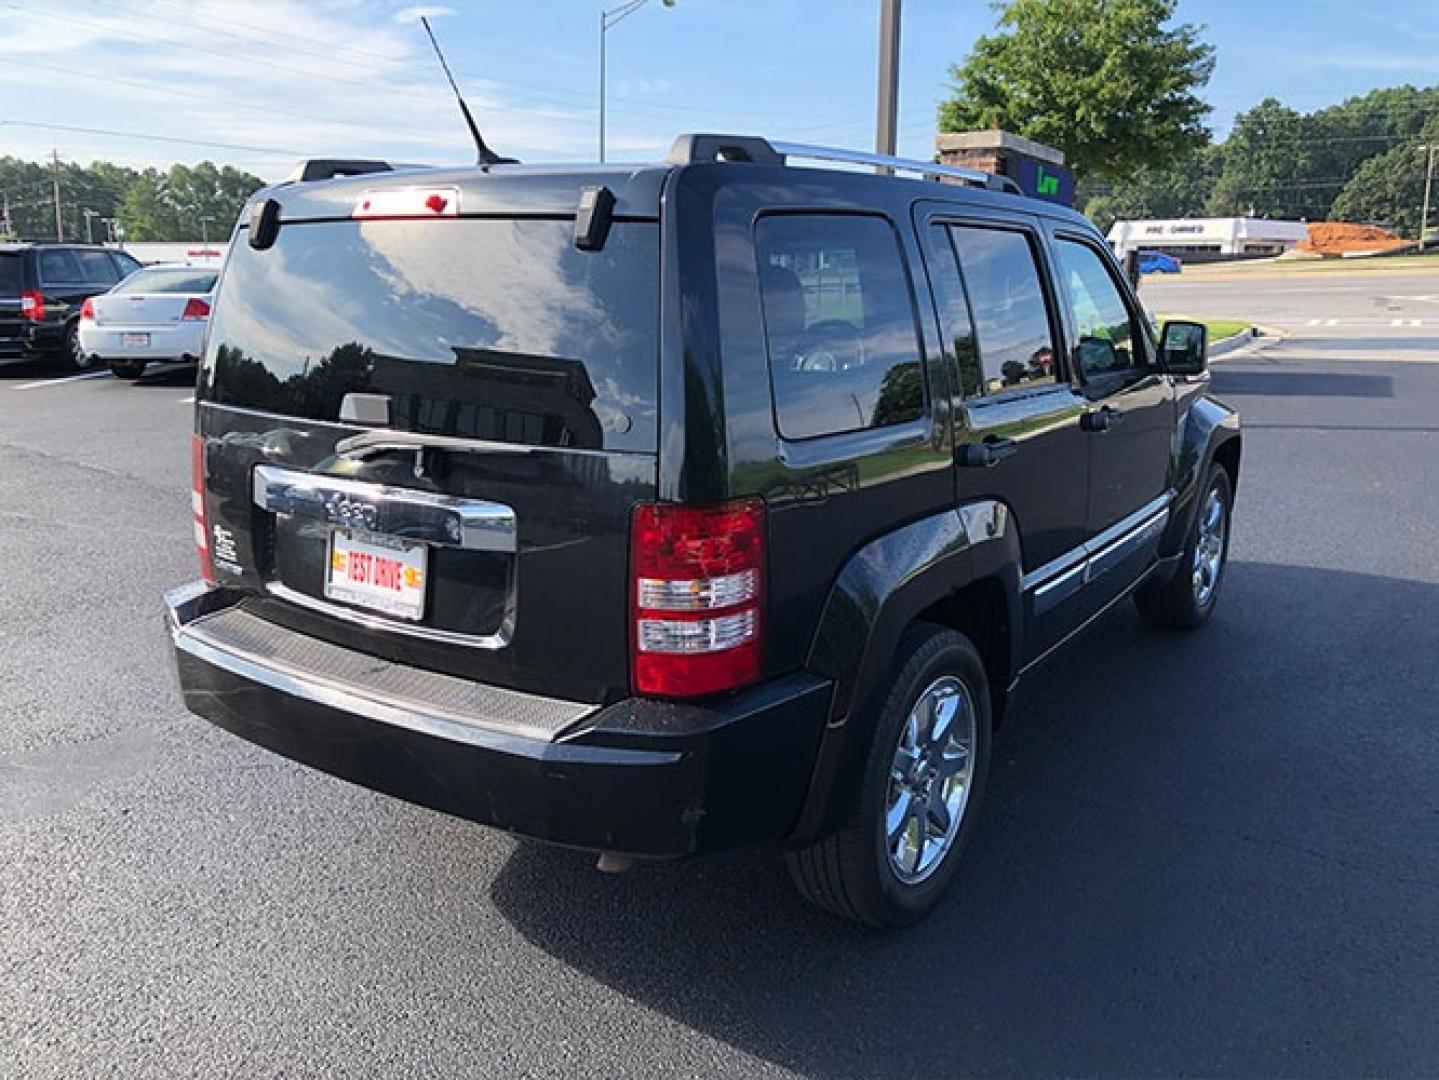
xmin=167 ymin=582 xmax=831 ymax=858
xmin=79 ymin=322 xmax=205 ymax=360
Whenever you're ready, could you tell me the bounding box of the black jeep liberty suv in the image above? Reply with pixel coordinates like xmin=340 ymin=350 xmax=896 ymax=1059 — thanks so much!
xmin=167 ymin=136 xmax=1240 ymax=927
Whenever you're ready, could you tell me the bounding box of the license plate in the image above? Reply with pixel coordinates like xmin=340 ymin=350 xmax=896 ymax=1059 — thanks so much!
xmin=324 ymin=529 xmax=428 ymax=621
xmin=121 ymin=332 xmax=150 ymax=347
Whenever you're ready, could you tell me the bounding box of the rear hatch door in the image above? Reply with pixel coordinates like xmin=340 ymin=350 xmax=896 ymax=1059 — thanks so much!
xmin=0 ymin=252 xmax=24 ymax=354
xmin=196 ymin=176 xmax=661 ymax=705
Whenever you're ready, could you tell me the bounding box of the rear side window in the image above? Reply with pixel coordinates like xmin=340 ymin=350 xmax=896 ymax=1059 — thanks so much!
xmin=756 ymin=214 xmax=925 ymax=440
xmin=946 ymin=226 xmax=1057 ymax=394
xmin=75 ymin=250 xmax=119 ymax=285
xmin=39 ymin=249 xmax=82 ymax=285
xmin=201 ymin=218 xmax=659 ymax=452
xmin=0 ymin=255 xmax=19 ymax=295
xmin=115 ymin=268 xmax=217 ymax=294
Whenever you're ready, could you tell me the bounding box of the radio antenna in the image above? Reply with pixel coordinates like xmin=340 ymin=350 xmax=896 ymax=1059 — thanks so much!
xmin=420 ymin=16 xmax=517 ymax=167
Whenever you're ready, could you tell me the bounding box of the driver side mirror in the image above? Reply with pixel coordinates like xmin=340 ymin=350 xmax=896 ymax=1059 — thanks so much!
xmin=1160 ymin=320 xmax=1207 ymax=376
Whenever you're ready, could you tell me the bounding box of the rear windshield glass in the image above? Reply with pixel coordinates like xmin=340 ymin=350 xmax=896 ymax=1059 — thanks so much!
xmin=200 ymin=218 xmax=659 ymax=453
xmin=115 ymin=268 xmax=217 ymax=294
xmin=0 ymin=255 xmax=19 ymax=295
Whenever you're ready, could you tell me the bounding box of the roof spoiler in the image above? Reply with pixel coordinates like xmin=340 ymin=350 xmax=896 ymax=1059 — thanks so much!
xmin=285 ymin=159 xmax=395 ymax=183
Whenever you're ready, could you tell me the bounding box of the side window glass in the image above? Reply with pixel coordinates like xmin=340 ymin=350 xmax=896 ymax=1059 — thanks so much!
xmin=39 ymin=249 xmax=82 ymax=285
xmin=946 ymin=226 xmax=1057 ymax=394
xmin=1055 ymin=239 xmax=1139 ymax=380
xmin=76 ymin=250 xmax=119 ymax=285
xmin=757 ymin=214 xmax=925 ymax=440
xmin=925 ymin=225 xmax=983 ymax=398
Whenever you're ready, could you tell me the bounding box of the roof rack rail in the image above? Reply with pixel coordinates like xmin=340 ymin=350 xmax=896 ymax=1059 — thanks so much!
xmin=665 ymin=134 xmax=1023 ymax=196
xmin=286 ymin=158 xmax=394 ymax=183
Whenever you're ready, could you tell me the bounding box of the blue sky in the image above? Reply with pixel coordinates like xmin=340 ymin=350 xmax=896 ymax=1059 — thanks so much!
xmin=2 ymin=0 xmax=1437 ymax=180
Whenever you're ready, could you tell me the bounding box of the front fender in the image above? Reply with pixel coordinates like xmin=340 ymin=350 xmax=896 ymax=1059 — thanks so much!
xmin=790 ymin=499 xmax=1023 ymax=844
xmin=1162 ymin=391 xmax=1241 ymax=557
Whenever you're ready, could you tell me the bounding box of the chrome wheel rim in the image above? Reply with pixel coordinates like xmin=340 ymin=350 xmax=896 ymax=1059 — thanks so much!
xmin=884 ymin=675 xmax=976 ymax=885
xmin=1192 ymin=485 xmax=1227 ymax=607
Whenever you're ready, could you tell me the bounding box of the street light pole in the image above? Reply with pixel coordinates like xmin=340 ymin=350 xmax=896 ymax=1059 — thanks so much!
xmin=598 ymin=0 xmax=674 ymax=163
xmin=1420 ymin=144 xmax=1435 ymax=253
xmin=876 ymin=0 xmax=901 ymax=159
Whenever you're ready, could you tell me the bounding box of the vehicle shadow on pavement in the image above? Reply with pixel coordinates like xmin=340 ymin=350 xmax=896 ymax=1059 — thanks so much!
xmin=489 ymin=560 xmax=1439 ymax=1077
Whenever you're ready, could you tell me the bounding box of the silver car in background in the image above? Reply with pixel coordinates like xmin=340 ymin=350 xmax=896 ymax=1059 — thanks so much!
xmin=77 ymin=264 xmax=217 ymax=380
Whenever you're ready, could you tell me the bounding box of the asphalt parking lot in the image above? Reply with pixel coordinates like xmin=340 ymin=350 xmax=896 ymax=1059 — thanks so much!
xmin=3 ymin=268 xmax=1437 ymax=1078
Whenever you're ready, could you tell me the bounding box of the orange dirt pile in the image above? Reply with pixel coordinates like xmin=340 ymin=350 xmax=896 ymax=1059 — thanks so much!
xmin=1301 ymin=222 xmax=1408 ymax=255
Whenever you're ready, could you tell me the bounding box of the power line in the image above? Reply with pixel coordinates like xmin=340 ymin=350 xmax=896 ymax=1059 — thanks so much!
xmin=0 ymin=119 xmax=304 ymax=157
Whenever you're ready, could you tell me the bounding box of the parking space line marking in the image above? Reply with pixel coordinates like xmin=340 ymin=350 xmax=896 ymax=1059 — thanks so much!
xmin=1306 ymin=318 xmax=1322 ymax=326
xmin=12 ymin=370 xmax=114 ymax=391
xmin=1325 ymin=318 xmax=1340 ymax=326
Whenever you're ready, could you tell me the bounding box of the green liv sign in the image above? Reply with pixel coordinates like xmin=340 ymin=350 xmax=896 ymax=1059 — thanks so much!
xmin=1011 ymin=158 xmax=1075 ymax=206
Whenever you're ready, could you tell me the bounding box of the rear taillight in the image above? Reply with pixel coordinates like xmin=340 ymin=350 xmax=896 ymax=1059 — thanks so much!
xmin=19 ymin=290 xmax=44 ymax=320
xmin=181 ymin=297 xmax=210 ymax=321
xmin=630 ymin=499 xmax=765 ymax=698
xmin=191 ymin=434 xmax=214 ymax=584
xmin=80 ymin=298 xmax=95 ymax=321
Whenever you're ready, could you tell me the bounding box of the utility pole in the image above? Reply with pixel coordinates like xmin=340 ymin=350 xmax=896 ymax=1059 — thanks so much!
xmin=1420 ymin=144 xmax=1436 ymax=253
xmin=1 ymin=192 xmax=11 ymax=238
xmin=50 ymin=149 xmax=64 ymax=242
xmin=83 ymin=208 xmax=98 ymax=244
xmin=875 ymin=0 xmax=902 ymax=160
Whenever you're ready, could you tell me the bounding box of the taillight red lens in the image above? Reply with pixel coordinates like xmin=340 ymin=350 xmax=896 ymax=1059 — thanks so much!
xmin=80 ymin=297 xmax=95 ymax=321
xmin=191 ymin=434 xmax=214 ymax=584
xmin=181 ymin=297 xmax=210 ymax=321
xmin=630 ymin=499 xmax=765 ymax=698
xmin=19 ymin=290 xmax=44 ymax=320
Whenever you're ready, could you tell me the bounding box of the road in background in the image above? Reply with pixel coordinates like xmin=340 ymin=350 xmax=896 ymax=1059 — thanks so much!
xmin=2 ymin=269 xmax=1437 ymax=1077
xmin=1144 ymin=264 xmax=1439 ymax=342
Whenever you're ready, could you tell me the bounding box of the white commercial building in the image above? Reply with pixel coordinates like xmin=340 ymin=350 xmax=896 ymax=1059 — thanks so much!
xmin=107 ymin=241 xmax=228 ymax=266
xmin=1107 ymin=217 xmax=1309 ymax=262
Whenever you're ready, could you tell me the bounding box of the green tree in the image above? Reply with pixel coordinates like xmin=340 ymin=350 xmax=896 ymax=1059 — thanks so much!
xmin=938 ymin=0 xmax=1215 ymax=181
xmin=116 ymin=162 xmax=263 ymax=241
xmin=1205 ymin=98 xmax=1325 ymax=218
xmin=1329 ymin=132 xmax=1439 ymax=240
xmin=1208 ymin=86 xmax=1439 ymax=221
xmin=1082 ymin=143 xmax=1223 ymax=233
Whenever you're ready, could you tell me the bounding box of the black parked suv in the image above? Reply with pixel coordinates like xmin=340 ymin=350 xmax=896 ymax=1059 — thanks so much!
xmin=0 ymin=242 xmax=143 ymax=367
xmin=166 ymin=136 xmax=1240 ymax=926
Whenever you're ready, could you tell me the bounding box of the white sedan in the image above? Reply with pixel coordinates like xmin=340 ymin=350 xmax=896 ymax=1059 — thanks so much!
xmin=77 ymin=264 xmax=218 ymax=379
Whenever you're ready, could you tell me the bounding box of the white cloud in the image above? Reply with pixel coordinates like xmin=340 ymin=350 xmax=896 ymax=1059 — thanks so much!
xmin=0 ymin=0 xmax=615 ymax=178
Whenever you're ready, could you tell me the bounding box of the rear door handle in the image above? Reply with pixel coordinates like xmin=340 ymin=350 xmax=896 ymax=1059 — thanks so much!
xmin=1081 ymin=406 xmax=1124 ymax=433
xmin=958 ymin=436 xmax=1019 ymax=468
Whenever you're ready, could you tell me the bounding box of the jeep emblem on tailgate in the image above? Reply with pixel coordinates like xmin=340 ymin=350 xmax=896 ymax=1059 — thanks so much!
xmin=325 ymin=494 xmax=380 ymax=532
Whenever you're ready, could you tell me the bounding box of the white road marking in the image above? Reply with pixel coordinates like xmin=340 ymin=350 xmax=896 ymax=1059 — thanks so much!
xmin=11 ymin=370 xmax=113 ymax=391
xmin=1325 ymin=318 xmax=1340 ymax=326
xmin=1391 ymin=318 xmax=1405 ymax=327
xmin=179 ymin=396 xmax=195 ymax=404
xmin=1306 ymin=318 xmax=1322 ymax=326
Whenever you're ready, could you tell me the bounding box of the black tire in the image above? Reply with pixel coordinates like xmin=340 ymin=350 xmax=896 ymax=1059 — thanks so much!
xmin=1135 ymin=463 xmax=1233 ymax=629
xmin=109 ymin=360 xmax=147 ymax=380
xmin=59 ymin=321 xmax=96 ymax=372
xmin=785 ymin=623 xmax=991 ymax=928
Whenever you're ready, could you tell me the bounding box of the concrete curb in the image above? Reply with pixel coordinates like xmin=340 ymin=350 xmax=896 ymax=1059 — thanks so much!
xmin=1210 ymin=324 xmax=1286 ymax=362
